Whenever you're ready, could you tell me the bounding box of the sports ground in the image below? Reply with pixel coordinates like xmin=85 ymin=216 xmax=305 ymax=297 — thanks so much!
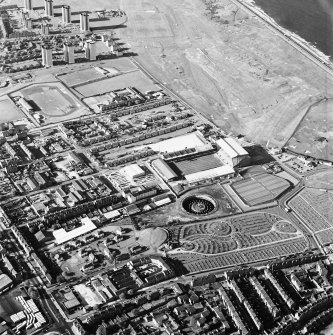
xmin=19 ymin=83 xmax=89 ymax=124
xmin=231 ymin=173 xmax=291 ymax=206
xmin=59 ymin=68 xmax=107 ymax=87
xmin=75 ymin=70 xmax=159 ymax=97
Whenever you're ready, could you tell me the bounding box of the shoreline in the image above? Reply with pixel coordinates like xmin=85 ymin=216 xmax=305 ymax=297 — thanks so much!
xmin=250 ymin=0 xmax=332 ymax=62
xmin=233 ymin=0 xmax=333 ymax=73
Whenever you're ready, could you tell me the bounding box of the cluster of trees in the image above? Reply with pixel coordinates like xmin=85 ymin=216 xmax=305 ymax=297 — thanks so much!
xmin=2 ymin=62 xmax=42 ymax=73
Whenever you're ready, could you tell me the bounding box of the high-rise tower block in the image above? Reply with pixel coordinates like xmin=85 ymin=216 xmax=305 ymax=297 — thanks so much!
xmin=85 ymin=40 xmax=96 ymax=61
xmin=41 ymin=45 xmax=53 ymax=67
xmin=62 ymin=5 xmax=71 ymax=24
xmin=44 ymin=0 xmax=53 ymax=16
xmin=24 ymin=0 xmax=32 ymax=11
xmin=63 ymin=43 xmax=75 ymax=64
xmin=80 ymin=12 xmax=90 ymax=32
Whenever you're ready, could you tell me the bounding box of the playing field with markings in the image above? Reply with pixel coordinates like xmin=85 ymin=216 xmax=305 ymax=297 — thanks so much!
xmin=59 ymin=68 xmax=106 ymax=87
xmin=75 ymin=70 xmax=159 ymax=97
xmin=231 ymin=173 xmax=290 ymax=206
xmin=18 ymin=83 xmax=89 ymax=124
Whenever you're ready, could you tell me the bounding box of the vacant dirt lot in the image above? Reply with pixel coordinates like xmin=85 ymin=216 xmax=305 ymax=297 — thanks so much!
xmin=305 ymin=169 xmax=333 ymax=190
xmin=287 ymin=98 xmax=333 ymax=161
xmin=4 ymin=0 xmax=333 ymax=152
xmin=116 ymin=0 xmax=333 ymax=148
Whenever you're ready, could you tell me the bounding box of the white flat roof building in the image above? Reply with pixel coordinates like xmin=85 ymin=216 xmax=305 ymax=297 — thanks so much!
xmin=41 ymin=45 xmax=53 ymax=67
xmin=154 ymin=197 xmax=171 ymax=207
xmin=53 ymin=217 xmax=97 ymax=245
xmin=104 ymin=209 xmax=121 ymax=220
xmin=120 ymin=164 xmax=145 ymax=179
xmin=149 ymin=131 xmax=212 ymax=154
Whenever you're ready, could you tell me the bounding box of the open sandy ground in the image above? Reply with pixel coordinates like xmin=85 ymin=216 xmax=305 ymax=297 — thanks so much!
xmin=3 ymin=0 xmax=333 ymax=153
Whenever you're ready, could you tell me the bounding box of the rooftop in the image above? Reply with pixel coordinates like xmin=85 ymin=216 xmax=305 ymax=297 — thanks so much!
xmin=216 ymin=137 xmax=248 ymax=158
xmin=185 ymin=165 xmax=234 ymax=183
xmin=53 ymin=217 xmax=97 ymax=245
xmin=149 ymin=131 xmax=211 ymax=153
xmin=0 ymin=273 xmax=12 ymax=291
xmin=152 ymin=159 xmax=178 ymax=180
xmin=120 ymin=164 xmax=145 ymax=179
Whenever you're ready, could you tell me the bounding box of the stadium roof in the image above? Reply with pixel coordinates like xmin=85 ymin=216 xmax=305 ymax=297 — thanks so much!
xmin=216 ymin=138 xmax=248 ymax=158
xmin=185 ymin=166 xmax=234 ymax=183
xmin=152 ymin=159 xmax=177 ymax=181
xmin=149 ymin=131 xmax=211 ymax=153
xmin=224 ymin=138 xmax=248 ymax=156
xmin=53 ymin=217 xmax=97 ymax=245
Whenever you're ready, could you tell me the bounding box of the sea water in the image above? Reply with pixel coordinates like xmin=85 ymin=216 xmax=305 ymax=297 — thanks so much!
xmin=254 ymin=0 xmax=333 ymax=59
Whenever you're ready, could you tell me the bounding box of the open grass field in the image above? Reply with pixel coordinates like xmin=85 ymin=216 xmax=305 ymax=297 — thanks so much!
xmin=99 ymin=58 xmax=139 ymax=72
xmin=0 ymin=96 xmax=26 ymax=122
xmin=316 ymin=228 xmax=333 ymax=246
xmin=169 ymin=212 xmax=303 ymax=255
xmin=58 ymin=68 xmax=106 ymax=87
xmin=19 ymin=83 xmax=90 ymax=124
xmin=305 ymin=169 xmax=333 ymax=190
xmin=127 ymin=11 xmax=174 ymax=39
xmin=173 ymin=154 xmax=223 ymax=175
xmin=287 ymin=99 xmax=333 ymax=161
xmin=136 ymin=227 xmax=167 ymax=252
xmin=231 ymin=173 xmax=290 ymax=206
xmin=75 ymin=70 xmax=159 ymax=97
xmin=289 ymin=188 xmax=333 ymax=233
